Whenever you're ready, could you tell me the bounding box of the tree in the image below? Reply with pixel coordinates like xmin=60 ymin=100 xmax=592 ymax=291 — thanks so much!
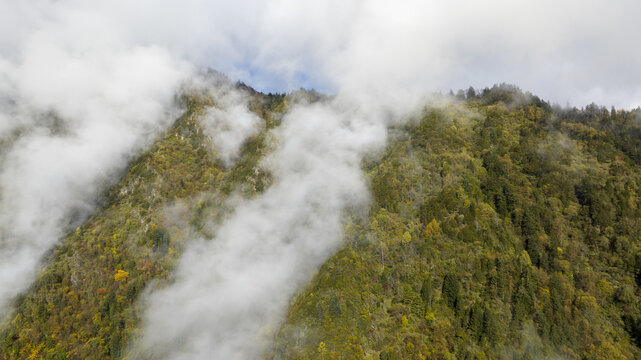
xmin=442 ymin=272 xmax=462 ymax=311
xmin=329 ymin=294 xmax=342 ymax=317
xmin=420 ymin=275 xmax=433 ymax=308
xmin=114 ymin=270 xmax=129 ymax=282
xmin=424 ymin=219 xmax=440 ymax=239
xmin=318 ymin=341 xmax=327 ymax=359
xmin=466 ymin=86 xmax=476 ymax=99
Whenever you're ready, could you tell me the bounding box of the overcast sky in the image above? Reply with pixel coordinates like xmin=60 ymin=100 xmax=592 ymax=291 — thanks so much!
xmin=2 ymin=0 xmax=641 ymax=108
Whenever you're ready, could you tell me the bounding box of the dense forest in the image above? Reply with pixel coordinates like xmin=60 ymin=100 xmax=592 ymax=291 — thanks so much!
xmin=273 ymin=86 xmax=641 ymax=359
xmin=1 ymin=84 xmax=641 ymax=359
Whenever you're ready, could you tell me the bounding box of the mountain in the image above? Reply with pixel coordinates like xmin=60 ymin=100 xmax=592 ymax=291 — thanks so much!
xmin=2 ymin=84 xmax=641 ymax=359
xmin=272 ymin=86 xmax=641 ymax=360
xmin=0 ymin=86 xmax=281 ymax=359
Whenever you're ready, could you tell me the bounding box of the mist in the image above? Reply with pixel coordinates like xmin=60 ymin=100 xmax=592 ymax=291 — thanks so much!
xmin=133 ymin=96 xmax=393 ymax=359
xmin=199 ymin=82 xmax=263 ymax=167
xmin=0 ymin=3 xmax=192 ymax=316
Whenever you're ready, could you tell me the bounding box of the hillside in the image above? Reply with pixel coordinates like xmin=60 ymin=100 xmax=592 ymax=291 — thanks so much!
xmin=272 ymin=86 xmax=641 ymax=359
xmin=0 ymin=87 xmax=283 ymax=359
xmin=2 ymin=85 xmax=641 ymax=359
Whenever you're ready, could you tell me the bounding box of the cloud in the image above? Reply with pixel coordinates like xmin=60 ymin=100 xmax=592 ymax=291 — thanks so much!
xmin=132 ymin=96 xmax=389 ymax=359
xmin=200 ymin=84 xmax=263 ymax=167
xmin=230 ymin=0 xmax=641 ymax=108
xmin=0 ymin=1 xmax=192 ymax=316
xmin=7 ymin=1 xmax=639 ymax=107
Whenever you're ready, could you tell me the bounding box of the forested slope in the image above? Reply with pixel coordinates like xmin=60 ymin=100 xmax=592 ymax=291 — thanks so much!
xmin=2 ymin=84 xmax=641 ymax=360
xmin=272 ymin=86 xmax=641 ymax=360
xmin=0 ymin=88 xmax=283 ymax=359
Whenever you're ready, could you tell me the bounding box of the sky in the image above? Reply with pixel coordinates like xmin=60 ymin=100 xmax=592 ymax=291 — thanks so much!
xmin=2 ymin=1 xmax=641 ymax=108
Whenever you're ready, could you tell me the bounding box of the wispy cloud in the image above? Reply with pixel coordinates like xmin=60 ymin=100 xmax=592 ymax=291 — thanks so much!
xmin=132 ymin=96 xmax=389 ymax=359
xmin=0 ymin=1 xmax=191 ymax=316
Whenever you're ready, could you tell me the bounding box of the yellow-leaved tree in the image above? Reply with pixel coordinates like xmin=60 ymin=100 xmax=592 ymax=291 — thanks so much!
xmin=424 ymin=219 xmax=440 ymax=238
xmin=114 ymin=270 xmax=129 ymax=282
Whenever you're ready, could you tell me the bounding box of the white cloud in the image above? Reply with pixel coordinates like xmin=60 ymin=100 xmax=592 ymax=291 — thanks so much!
xmin=200 ymin=85 xmax=263 ymax=167
xmin=0 ymin=1 xmax=192 ymax=316
xmin=132 ymin=97 xmax=388 ymax=360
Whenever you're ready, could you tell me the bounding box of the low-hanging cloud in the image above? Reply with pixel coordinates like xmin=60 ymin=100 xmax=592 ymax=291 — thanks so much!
xmin=200 ymin=84 xmax=263 ymax=167
xmin=132 ymin=97 xmax=389 ymax=360
xmin=0 ymin=2 xmax=192 ymax=316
